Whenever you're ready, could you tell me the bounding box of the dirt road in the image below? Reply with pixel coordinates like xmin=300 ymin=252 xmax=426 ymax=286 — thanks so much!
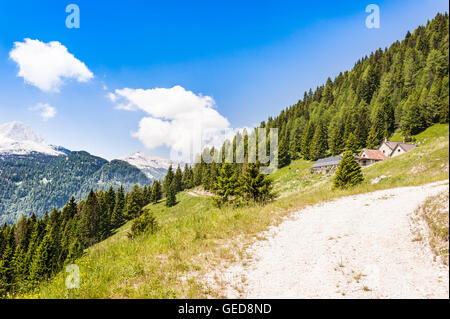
xmin=215 ymin=181 xmax=449 ymax=298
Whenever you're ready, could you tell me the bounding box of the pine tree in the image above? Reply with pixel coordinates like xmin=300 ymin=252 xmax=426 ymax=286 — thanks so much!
xmin=358 ymin=65 xmax=379 ymax=104
xmin=329 ymin=124 xmax=344 ymax=156
xmin=105 ymin=186 xmax=116 ymax=215
xmin=0 ymin=225 xmax=7 ymax=259
xmin=439 ymin=75 xmax=449 ymax=123
xmin=14 ymin=216 xmax=30 ymax=249
xmin=165 ymin=182 xmax=177 ymax=207
xmin=173 ymin=165 xmax=183 ymax=193
xmin=142 ymin=185 xmax=149 ymax=205
xmin=401 ymin=89 xmax=426 ymax=135
xmin=62 ymin=196 xmax=77 ymax=221
xmin=59 ymin=219 xmax=72 ymax=265
xmin=345 ymin=132 xmax=359 ymax=154
xmin=201 ymin=163 xmax=212 ymax=190
xmin=97 ymin=191 xmax=111 ymax=241
xmin=111 ymin=185 xmax=125 ymax=229
xmin=208 ymin=162 xmax=219 ymax=192
xmin=11 ymin=244 xmax=27 ymax=285
xmin=310 ymin=121 xmax=328 ymax=160
xmin=144 ymin=184 xmax=153 ymax=204
xmin=426 ymin=78 xmax=441 ymax=124
xmin=239 ymin=162 xmax=274 ymax=204
xmin=301 ymin=122 xmax=315 ymax=160
xmin=367 ymin=105 xmax=386 ymax=148
xmin=0 ymin=240 xmax=14 ymax=295
xmin=79 ymin=189 xmax=100 ymax=247
xmin=181 ymin=164 xmax=192 ymax=189
xmin=333 ymin=151 xmax=363 ymax=189
xmin=128 ymin=210 xmax=159 ymax=239
xmin=278 ymin=126 xmax=291 ymax=168
xmin=163 ymin=165 xmax=174 ymax=194
xmin=23 ymin=221 xmax=44 ymax=280
xmin=214 ymin=163 xmax=239 ymax=205
xmin=151 ymin=181 xmax=162 ymax=204
xmin=193 ymin=158 xmax=206 ymax=187
xmin=29 ymin=231 xmax=57 ymax=281
xmin=66 ymin=238 xmax=83 ymax=264
xmin=354 ymin=100 xmax=370 ymax=148
xmin=289 ymin=118 xmax=305 ymax=160
xmin=125 ymin=185 xmax=144 ymax=220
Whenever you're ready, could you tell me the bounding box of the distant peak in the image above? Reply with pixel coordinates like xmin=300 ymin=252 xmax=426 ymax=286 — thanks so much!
xmin=127 ymin=151 xmax=166 ymax=160
xmin=122 ymin=151 xmax=175 ymax=170
xmin=0 ymin=121 xmax=44 ymax=143
xmin=0 ymin=121 xmax=65 ymax=156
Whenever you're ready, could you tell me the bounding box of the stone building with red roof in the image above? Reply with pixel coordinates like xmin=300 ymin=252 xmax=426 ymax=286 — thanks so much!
xmin=355 ymin=149 xmax=387 ymax=167
xmin=356 ymin=140 xmax=417 ymax=167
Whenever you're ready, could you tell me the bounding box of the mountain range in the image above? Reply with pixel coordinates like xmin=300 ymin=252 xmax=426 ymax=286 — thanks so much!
xmin=0 ymin=121 xmax=176 ymax=224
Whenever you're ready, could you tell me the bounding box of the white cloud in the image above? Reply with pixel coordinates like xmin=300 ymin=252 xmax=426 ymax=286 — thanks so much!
xmin=29 ymin=103 xmax=57 ymax=121
xmin=9 ymin=38 xmax=93 ymax=92
xmin=110 ymin=85 xmax=233 ymax=161
xmin=106 ymin=92 xmax=117 ymax=102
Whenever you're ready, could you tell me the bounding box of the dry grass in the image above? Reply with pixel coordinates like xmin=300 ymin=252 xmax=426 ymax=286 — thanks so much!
xmin=414 ymin=191 xmax=449 ymax=265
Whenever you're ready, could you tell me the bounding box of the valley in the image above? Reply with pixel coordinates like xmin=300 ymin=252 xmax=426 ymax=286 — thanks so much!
xmin=0 ymin=122 xmax=176 ymax=224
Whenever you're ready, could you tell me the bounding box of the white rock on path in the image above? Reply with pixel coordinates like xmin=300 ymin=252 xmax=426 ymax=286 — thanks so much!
xmin=214 ymin=181 xmax=449 ymax=299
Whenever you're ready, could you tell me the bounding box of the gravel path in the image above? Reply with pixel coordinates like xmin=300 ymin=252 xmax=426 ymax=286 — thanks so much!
xmin=217 ymin=181 xmax=449 ymax=299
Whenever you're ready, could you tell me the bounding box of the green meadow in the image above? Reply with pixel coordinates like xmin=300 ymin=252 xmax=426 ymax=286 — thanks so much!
xmin=34 ymin=124 xmax=448 ymax=299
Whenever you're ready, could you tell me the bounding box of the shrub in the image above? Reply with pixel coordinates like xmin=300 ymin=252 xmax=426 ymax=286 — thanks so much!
xmin=128 ymin=210 xmax=159 ymax=239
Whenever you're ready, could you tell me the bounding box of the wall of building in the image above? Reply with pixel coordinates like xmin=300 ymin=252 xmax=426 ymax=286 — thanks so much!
xmin=390 ymin=146 xmax=406 ymax=157
xmin=378 ymin=143 xmax=393 ymax=157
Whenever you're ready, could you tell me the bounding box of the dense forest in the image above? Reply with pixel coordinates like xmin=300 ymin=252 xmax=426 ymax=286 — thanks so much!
xmin=186 ymin=12 xmax=448 ymax=192
xmin=0 ymin=181 xmax=165 ymax=296
xmin=0 ymin=151 xmax=151 ymax=224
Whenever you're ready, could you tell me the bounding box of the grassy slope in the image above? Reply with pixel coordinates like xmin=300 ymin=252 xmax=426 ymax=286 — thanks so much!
xmin=414 ymin=191 xmax=449 ymax=265
xmin=35 ymin=124 xmax=449 ymax=299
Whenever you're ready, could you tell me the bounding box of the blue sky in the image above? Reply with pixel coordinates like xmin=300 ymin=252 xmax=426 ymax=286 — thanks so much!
xmin=0 ymin=0 xmax=448 ymax=160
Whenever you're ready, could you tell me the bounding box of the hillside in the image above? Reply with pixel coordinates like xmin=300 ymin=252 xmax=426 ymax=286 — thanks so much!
xmin=75 ymin=159 xmax=151 ymax=198
xmin=36 ymin=124 xmax=448 ymax=298
xmin=0 ymin=150 xmax=155 ymax=224
xmin=0 ymin=151 xmax=102 ymax=224
xmin=183 ymin=12 xmax=448 ymax=200
xmin=0 ymin=122 xmax=177 ymax=224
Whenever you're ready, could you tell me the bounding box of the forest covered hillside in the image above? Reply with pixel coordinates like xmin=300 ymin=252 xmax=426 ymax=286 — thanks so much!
xmin=0 ymin=151 xmax=153 ymax=224
xmin=182 ymin=13 xmax=449 ymax=195
xmin=267 ymin=12 xmax=448 ymax=163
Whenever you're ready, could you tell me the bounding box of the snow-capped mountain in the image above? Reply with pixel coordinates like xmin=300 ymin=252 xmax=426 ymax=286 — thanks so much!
xmin=0 ymin=121 xmax=175 ymax=180
xmin=0 ymin=121 xmax=66 ymax=156
xmin=122 ymin=151 xmax=178 ymax=180
xmin=0 ymin=121 xmax=166 ymax=224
